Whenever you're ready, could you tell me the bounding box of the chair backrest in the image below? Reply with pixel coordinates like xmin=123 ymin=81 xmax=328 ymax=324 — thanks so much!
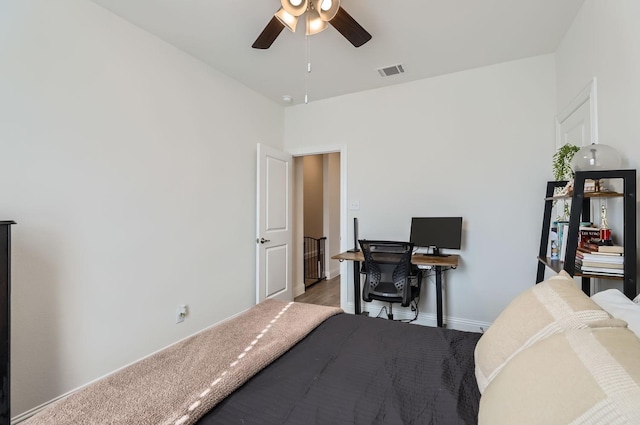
xmin=359 ymin=240 xmax=414 ymax=306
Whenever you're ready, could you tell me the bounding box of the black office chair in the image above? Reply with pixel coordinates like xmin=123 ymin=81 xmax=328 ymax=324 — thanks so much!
xmin=359 ymin=240 xmax=421 ymax=320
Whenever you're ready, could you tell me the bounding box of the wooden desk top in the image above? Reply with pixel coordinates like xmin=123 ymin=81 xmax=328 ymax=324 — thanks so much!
xmin=332 ymin=251 xmax=460 ymax=267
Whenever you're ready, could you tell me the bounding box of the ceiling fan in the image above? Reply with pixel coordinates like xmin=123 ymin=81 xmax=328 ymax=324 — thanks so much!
xmin=252 ymin=0 xmax=372 ymax=49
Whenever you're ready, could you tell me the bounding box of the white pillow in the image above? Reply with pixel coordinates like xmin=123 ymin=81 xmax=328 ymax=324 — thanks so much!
xmin=592 ymin=289 xmax=640 ymax=339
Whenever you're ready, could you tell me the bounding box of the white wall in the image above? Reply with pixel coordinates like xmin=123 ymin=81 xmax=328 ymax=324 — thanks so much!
xmin=555 ymin=0 xmax=640 ymax=295
xmin=285 ymin=55 xmax=557 ymax=327
xmin=0 ymin=0 xmax=283 ymax=417
xmin=303 ymin=155 xmax=324 ymax=238
xmin=556 ymin=0 xmax=640 ymax=172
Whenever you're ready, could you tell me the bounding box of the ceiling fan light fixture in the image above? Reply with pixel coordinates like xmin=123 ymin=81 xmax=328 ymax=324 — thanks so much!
xmin=281 ymin=0 xmax=308 ymax=17
xmin=306 ymin=8 xmax=328 ymax=35
xmin=252 ymin=0 xmax=370 ymax=49
xmin=274 ymin=8 xmax=299 ymax=32
xmin=312 ymin=0 xmax=340 ymax=21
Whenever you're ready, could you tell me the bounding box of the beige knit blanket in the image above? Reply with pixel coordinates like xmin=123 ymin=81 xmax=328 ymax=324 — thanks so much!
xmin=25 ymin=300 xmax=343 ymax=425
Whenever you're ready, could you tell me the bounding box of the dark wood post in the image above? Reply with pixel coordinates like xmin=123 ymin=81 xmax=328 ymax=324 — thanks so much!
xmin=0 ymin=221 xmax=15 ymax=425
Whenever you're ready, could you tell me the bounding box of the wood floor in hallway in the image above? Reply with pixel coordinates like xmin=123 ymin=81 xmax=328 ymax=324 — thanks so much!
xmin=294 ymin=275 xmax=340 ymax=307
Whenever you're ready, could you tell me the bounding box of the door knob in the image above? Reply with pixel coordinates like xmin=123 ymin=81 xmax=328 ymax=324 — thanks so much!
xmin=257 ymin=237 xmax=271 ymax=244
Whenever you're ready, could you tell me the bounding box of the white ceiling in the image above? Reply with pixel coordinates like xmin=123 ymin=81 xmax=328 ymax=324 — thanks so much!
xmin=91 ymin=0 xmax=585 ymax=106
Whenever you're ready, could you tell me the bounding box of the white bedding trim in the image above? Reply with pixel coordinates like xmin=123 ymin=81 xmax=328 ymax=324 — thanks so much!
xmin=567 ymin=330 xmax=640 ymax=424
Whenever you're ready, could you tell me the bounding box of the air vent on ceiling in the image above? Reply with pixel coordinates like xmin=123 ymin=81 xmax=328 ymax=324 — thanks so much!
xmin=377 ymin=64 xmax=405 ymax=77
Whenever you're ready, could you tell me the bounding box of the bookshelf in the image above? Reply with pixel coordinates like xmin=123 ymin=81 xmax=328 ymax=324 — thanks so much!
xmin=536 ymin=170 xmax=637 ymax=299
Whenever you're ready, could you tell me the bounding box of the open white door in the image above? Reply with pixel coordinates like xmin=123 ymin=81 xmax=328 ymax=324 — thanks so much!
xmin=256 ymin=143 xmax=293 ymax=303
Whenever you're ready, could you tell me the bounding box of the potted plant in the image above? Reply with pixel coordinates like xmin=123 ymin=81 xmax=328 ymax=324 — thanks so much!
xmin=552 ymin=143 xmax=579 ymax=219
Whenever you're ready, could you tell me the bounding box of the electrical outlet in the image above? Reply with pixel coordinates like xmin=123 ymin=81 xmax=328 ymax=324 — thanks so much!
xmin=176 ymin=305 xmax=187 ymax=323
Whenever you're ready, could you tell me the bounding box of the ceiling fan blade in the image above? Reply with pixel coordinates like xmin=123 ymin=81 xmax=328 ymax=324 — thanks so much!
xmin=329 ymin=7 xmax=372 ymax=48
xmin=252 ymin=16 xmax=285 ymax=49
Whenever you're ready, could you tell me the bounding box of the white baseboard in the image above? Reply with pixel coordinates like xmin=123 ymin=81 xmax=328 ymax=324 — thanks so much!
xmin=293 ymin=282 xmax=306 ymax=298
xmin=326 ymin=266 xmax=340 ymax=280
xmin=11 ymin=307 xmax=253 ymax=424
xmin=353 ymin=301 xmax=491 ymax=333
xmin=12 ymin=394 xmax=70 ymax=424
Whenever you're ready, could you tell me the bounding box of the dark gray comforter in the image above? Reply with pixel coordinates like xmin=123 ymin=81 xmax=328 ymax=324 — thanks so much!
xmin=199 ymin=313 xmax=481 ymax=425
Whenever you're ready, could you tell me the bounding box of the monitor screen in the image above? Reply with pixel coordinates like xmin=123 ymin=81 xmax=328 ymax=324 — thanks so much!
xmin=410 ymin=217 xmax=463 ymax=255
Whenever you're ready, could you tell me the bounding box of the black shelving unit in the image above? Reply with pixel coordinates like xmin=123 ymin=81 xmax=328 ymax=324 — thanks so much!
xmin=0 ymin=221 xmax=15 ymax=425
xmin=536 ymin=170 xmax=637 ymax=299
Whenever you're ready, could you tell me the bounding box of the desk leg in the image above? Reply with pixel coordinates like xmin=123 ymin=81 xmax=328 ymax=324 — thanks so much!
xmin=353 ymin=260 xmax=361 ymax=315
xmin=435 ymin=266 xmax=443 ymax=327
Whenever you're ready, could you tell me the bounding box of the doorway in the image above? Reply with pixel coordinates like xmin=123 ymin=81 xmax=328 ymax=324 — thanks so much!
xmin=292 ymin=150 xmax=344 ymax=308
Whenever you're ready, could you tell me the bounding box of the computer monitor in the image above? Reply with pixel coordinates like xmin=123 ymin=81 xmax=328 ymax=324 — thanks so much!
xmin=409 ymin=217 xmax=463 ymax=257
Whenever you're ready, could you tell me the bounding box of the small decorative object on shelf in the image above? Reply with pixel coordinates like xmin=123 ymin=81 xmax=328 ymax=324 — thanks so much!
xmin=599 ymin=204 xmax=611 ymax=241
xmin=583 ymin=179 xmax=597 ymax=192
xmin=550 ymin=240 xmax=559 ymax=259
xmin=572 ymin=143 xmax=623 ymax=194
xmin=572 ymin=143 xmax=622 ymax=172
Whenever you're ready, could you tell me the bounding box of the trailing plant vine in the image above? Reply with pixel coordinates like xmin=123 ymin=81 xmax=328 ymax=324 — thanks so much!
xmin=552 ymin=144 xmax=579 ymax=220
xmin=552 ymin=144 xmax=579 ymax=181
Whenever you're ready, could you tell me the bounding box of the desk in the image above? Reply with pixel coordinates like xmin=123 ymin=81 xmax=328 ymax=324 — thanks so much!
xmin=332 ymin=251 xmax=459 ymax=327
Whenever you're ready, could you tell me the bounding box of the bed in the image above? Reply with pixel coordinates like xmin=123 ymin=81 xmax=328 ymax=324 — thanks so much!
xmin=22 ymin=270 xmax=640 ymax=424
xmin=200 ymin=311 xmax=480 ymax=425
xmin=23 ymin=300 xmax=481 ymax=425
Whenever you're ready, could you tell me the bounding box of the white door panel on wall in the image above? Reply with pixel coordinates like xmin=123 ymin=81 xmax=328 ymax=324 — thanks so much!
xmin=556 ymin=77 xmax=598 ymax=149
xmin=265 ymin=245 xmax=287 ymax=297
xmin=558 ymin=100 xmax=590 ymax=147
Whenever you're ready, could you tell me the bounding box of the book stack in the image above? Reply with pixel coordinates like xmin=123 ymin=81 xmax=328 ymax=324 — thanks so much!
xmin=578 ymin=225 xmax=600 ymax=249
xmin=584 ymin=179 xmax=597 ymax=192
xmin=583 ymin=179 xmax=611 ymax=193
xmin=576 ymin=244 xmax=624 ymax=277
xmin=551 ymin=223 xmax=600 ymax=262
